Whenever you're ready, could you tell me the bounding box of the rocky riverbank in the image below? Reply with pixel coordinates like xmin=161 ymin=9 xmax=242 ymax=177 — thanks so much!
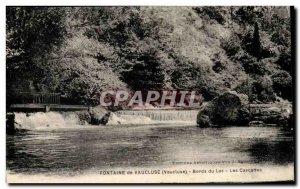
xmin=197 ymin=91 xmax=293 ymax=128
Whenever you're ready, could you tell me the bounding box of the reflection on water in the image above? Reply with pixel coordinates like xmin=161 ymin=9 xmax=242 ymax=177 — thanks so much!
xmin=6 ymin=125 xmax=294 ymax=176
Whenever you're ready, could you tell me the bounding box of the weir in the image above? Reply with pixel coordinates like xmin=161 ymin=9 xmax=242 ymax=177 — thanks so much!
xmin=13 ymin=112 xmax=84 ymax=130
xmin=116 ymin=110 xmax=199 ymax=121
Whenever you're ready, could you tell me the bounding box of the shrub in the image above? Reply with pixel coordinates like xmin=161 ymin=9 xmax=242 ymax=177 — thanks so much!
xmin=211 ymin=53 xmax=227 ymax=73
xmin=251 ymin=76 xmax=276 ymax=103
xmin=121 ymin=49 xmax=165 ymax=90
xmin=235 ymin=76 xmax=276 ymax=103
xmin=272 ymin=71 xmax=292 ymax=101
xmin=170 ymin=56 xmax=203 ymax=90
xmin=193 ymin=7 xmax=226 ymax=24
xmin=276 ymin=49 xmax=292 ymax=74
xmin=233 ymin=7 xmax=256 ymax=25
xmin=244 ymin=61 xmax=267 ymax=75
xmin=220 ymin=34 xmax=241 ymax=57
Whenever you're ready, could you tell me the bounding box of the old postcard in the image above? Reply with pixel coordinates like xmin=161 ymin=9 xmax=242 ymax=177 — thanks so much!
xmin=6 ymin=6 xmax=295 ymax=183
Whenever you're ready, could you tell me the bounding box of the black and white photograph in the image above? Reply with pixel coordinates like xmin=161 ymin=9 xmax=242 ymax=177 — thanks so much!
xmin=5 ymin=6 xmax=295 ymax=183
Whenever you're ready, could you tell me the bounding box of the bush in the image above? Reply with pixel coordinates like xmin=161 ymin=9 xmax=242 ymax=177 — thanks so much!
xmin=221 ymin=34 xmax=241 ymax=57
xmin=246 ymin=61 xmax=267 ymax=75
xmin=251 ymin=76 xmax=276 ymax=103
xmin=211 ymin=53 xmax=227 ymax=73
xmin=233 ymin=7 xmax=256 ymax=25
xmin=121 ymin=49 xmax=165 ymax=90
xmin=276 ymin=49 xmax=292 ymax=74
xmin=193 ymin=7 xmax=226 ymax=24
xmin=272 ymin=71 xmax=292 ymax=101
xmin=235 ymin=76 xmax=276 ymax=103
xmin=170 ymin=57 xmax=203 ymax=90
xmin=199 ymin=85 xmax=219 ymax=101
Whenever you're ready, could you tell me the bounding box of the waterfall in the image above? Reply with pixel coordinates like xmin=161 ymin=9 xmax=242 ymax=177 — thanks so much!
xmin=14 ymin=112 xmax=83 ymax=130
xmin=116 ymin=110 xmax=199 ymax=122
xmin=13 ymin=110 xmax=199 ymax=129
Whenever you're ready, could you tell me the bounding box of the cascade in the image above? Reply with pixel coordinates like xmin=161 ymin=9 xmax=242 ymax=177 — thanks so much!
xmin=116 ymin=110 xmax=199 ymax=121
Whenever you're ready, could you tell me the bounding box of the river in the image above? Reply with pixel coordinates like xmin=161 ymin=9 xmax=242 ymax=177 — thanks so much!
xmin=6 ymin=124 xmax=294 ymax=183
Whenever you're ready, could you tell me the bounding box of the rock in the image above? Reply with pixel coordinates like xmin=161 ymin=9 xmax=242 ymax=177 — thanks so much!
xmin=266 ymin=106 xmax=281 ymax=113
xmin=251 ymin=102 xmax=293 ymax=127
xmin=196 ymin=114 xmax=212 ymax=127
xmin=100 ymin=112 xmax=111 ymax=125
xmin=238 ymin=107 xmax=251 ymax=125
xmin=197 ymin=91 xmax=250 ymax=126
xmin=249 ymin=121 xmax=265 ymax=127
xmin=211 ymin=91 xmax=250 ymax=125
xmin=76 ymin=110 xmax=91 ymax=125
xmin=89 ymin=106 xmax=109 ymax=125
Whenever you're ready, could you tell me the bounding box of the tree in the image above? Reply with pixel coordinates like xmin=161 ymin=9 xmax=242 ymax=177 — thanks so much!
xmin=6 ymin=7 xmax=66 ymax=68
xmin=193 ymin=7 xmax=226 ymax=24
xmin=251 ymin=22 xmax=262 ymax=59
xmin=121 ymin=49 xmax=165 ymax=90
xmin=6 ymin=7 xmax=66 ymax=106
xmin=234 ymin=7 xmax=256 ymax=25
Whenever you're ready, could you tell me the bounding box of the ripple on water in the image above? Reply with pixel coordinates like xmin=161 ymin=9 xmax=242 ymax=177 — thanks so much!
xmin=7 ymin=125 xmax=294 ymax=175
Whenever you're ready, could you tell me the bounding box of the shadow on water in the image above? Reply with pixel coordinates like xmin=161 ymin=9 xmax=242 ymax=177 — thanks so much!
xmin=247 ymin=140 xmax=294 ymax=165
xmin=6 ymin=133 xmax=49 ymax=174
xmin=245 ymin=127 xmax=294 ymax=165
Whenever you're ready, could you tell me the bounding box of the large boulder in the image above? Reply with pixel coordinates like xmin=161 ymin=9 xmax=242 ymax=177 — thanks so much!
xmin=89 ymin=106 xmax=109 ymax=125
xmin=197 ymin=91 xmax=250 ymax=127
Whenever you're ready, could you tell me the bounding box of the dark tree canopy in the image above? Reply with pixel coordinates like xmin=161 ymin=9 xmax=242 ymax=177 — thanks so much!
xmin=6 ymin=7 xmax=292 ymax=106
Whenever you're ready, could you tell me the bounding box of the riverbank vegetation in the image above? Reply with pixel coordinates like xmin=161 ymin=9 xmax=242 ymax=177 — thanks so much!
xmin=7 ymin=7 xmax=292 ymax=111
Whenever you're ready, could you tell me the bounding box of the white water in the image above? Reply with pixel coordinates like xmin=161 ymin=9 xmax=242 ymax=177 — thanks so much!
xmin=14 ymin=110 xmax=199 ymax=129
xmin=116 ymin=110 xmax=199 ymax=121
xmin=14 ymin=112 xmax=82 ymax=130
xmin=106 ymin=113 xmax=153 ymax=125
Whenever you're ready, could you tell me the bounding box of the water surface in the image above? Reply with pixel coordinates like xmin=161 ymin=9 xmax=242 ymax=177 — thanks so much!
xmin=6 ymin=125 xmax=294 ymax=176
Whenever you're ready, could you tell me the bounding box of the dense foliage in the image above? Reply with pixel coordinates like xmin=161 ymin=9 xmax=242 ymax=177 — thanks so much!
xmin=6 ymin=6 xmax=293 ymax=106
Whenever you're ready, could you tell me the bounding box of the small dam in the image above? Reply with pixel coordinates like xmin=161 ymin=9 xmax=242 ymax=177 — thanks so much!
xmin=116 ymin=109 xmax=199 ymax=122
